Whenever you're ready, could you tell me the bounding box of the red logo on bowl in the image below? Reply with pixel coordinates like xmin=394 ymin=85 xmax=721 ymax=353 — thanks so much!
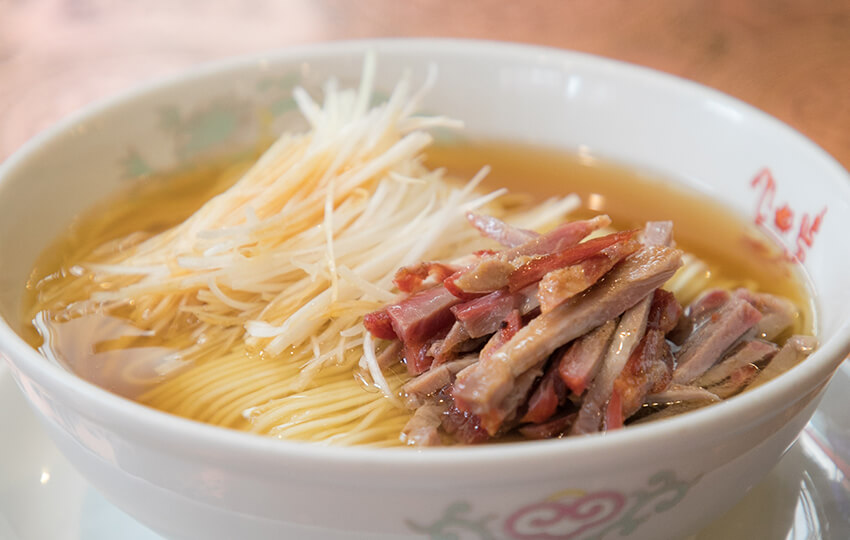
xmin=750 ymin=168 xmax=827 ymax=262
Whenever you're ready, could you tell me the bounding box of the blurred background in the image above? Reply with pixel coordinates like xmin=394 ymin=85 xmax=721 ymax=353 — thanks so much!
xmin=1 ymin=0 xmax=848 ymax=167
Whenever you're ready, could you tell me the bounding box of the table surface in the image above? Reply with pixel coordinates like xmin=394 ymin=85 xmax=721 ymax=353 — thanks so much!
xmin=1 ymin=0 xmax=849 ymax=168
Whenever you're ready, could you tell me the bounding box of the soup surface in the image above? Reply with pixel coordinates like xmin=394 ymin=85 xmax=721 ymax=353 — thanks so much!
xmin=24 ymin=141 xmax=813 ymax=446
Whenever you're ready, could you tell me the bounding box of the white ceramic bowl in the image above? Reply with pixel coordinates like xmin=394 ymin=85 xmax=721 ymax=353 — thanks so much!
xmin=1 ymin=39 xmax=849 ymax=540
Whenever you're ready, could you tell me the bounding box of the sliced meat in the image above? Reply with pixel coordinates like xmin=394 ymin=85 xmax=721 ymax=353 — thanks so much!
xmin=557 ymin=319 xmax=618 ymax=395
xmin=403 ymin=355 xmax=478 ymax=409
xmin=453 ymin=246 xmax=682 ymax=435
xmin=536 ymin=236 xmax=641 ymax=313
xmin=445 ymin=216 xmax=611 ymax=296
xmin=474 ymin=365 xmax=543 ymax=436
xmin=478 ymin=309 xmax=523 ymax=363
xmin=466 ymin=212 xmax=538 ymax=247
xmin=521 ymin=360 xmax=568 ymax=424
xmin=579 ymin=282 xmax=681 ymax=431
xmin=707 ymin=364 xmax=759 ymax=399
xmin=403 ymin=340 xmax=434 ymax=375
xmin=733 ymin=288 xmax=799 ymax=341
xmin=363 ymin=309 xmax=397 ymax=340
xmin=668 ymin=288 xmax=731 ymax=345
xmin=604 ymin=389 xmax=625 ymax=430
xmin=644 ymin=384 xmax=721 ymax=405
xmin=750 ymin=335 xmax=818 ymax=388
xmin=375 ymin=340 xmax=403 ymax=369
xmin=695 ymin=339 xmax=779 ymax=388
xmin=508 ymin=230 xmax=639 ymax=292
xmin=610 ymin=292 xmax=681 ymax=421
xmin=642 ymin=221 xmax=674 ymax=247
xmin=442 ymin=403 xmax=490 ymax=444
xmin=451 ymin=289 xmax=516 ymax=338
xmin=447 ymin=258 xmax=515 ymax=295
xmin=401 ymin=402 xmax=449 ymax=446
xmin=428 ymin=322 xmax=478 ymax=366
xmin=450 ymin=286 xmax=538 ymax=338
xmin=393 ymin=262 xmax=458 ymax=293
xmin=573 ymin=289 xmax=682 ymax=433
xmin=505 ymin=215 xmax=612 ymax=259
xmin=385 ymin=285 xmax=461 ymax=344
xmin=519 ymin=412 xmax=577 ymax=440
xmin=672 ymin=296 xmax=763 ymax=384
xmin=570 ymin=293 xmax=654 ymax=435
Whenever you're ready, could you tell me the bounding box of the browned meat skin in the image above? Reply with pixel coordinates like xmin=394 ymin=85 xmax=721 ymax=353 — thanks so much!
xmin=750 ymin=335 xmax=818 ymax=388
xmin=668 ymin=289 xmax=731 ymax=345
xmin=695 ymin=339 xmax=779 ymax=387
xmin=672 ymin=296 xmax=763 ymax=384
xmin=466 ymin=212 xmax=539 ymax=247
xmin=393 ymin=261 xmax=459 ymax=294
xmin=403 ymin=355 xmax=478 ymax=409
xmin=570 ymin=293 xmax=653 ymax=435
xmin=536 ymin=238 xmax=641 ymax=313
xmin=733 ymin=288 xmax=799 ymax=341
xmin=450 ymin=258 xmax=515 ymax=293
xmin=519 ymin=412 xmax=577 ymax=440
xmin=447 ymin=215 xmax=611 ymax=295
xmin=401 ymin=402 xmax=449 ymax=446
xmin=454 ymin=246 xmax=682 ymax=435
xmin=557 ymin=319 xmax=618 ymax=395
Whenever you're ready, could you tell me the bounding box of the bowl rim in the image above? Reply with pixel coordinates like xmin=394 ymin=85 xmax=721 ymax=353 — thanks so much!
xmin=2 ymin=37 xmax=850 ymax=470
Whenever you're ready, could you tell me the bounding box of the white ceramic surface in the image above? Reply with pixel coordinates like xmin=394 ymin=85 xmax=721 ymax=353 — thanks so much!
xmin=1 ymin=40 xmax=849 ymax=540
xmin=2 ymin=361 xmax=849 ymax=539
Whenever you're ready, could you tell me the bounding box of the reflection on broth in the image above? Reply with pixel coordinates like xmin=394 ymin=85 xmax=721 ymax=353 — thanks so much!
xmin=22 ymin=79 xmax=814 ymax=447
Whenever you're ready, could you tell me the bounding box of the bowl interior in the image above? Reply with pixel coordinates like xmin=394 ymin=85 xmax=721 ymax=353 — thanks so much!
xmin=1 ymin=39 xmax=850 ymax=441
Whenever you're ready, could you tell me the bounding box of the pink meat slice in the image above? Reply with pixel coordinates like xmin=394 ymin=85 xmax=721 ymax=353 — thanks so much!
xmin=403 ymin=355 xmax=478 ymax=409
xmin=669 ymin=289 xmax=731 ymax=345
xmin=450 ymin=285 xmax=538 ymax=338
xmin=672 ymin=296 xmax=763 ymax=384
xmin=610 ymin=289 xmax=682 ymax=421
xmin=644 ymin=384 xmax=721 ymax=404
xmin=570 ymin=293 xmax=653 ymax=435
xmin=642 ymin=220 xmax=674 ymax=247
xmin=733 ymin=288 xmax=799 ymax=341
xmin=401 ymin=402 xmax=448 ymax=446
xmin=557 ymin=319 xmax=618 ymax=395
xmin=519 ymin=412 xmax=577 ymax=440
xmin=453 ymin=246 xmax=682 ymax=435
xmin=749 ymin=335 xmax=818 ymax=388
xmin=521 ymin=360 xmax=568 ymax=424
xmin=695 ymin=339 xmax=779 ymax=388
xmin=466 ymin=212 xmax=539 ymax=247
xmin=385 ymin=285 xmax=462 ymax=344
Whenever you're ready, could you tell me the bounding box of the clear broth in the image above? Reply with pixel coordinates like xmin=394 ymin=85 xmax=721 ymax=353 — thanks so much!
xmin=23 ymin=141 xmax=814 ymax=433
